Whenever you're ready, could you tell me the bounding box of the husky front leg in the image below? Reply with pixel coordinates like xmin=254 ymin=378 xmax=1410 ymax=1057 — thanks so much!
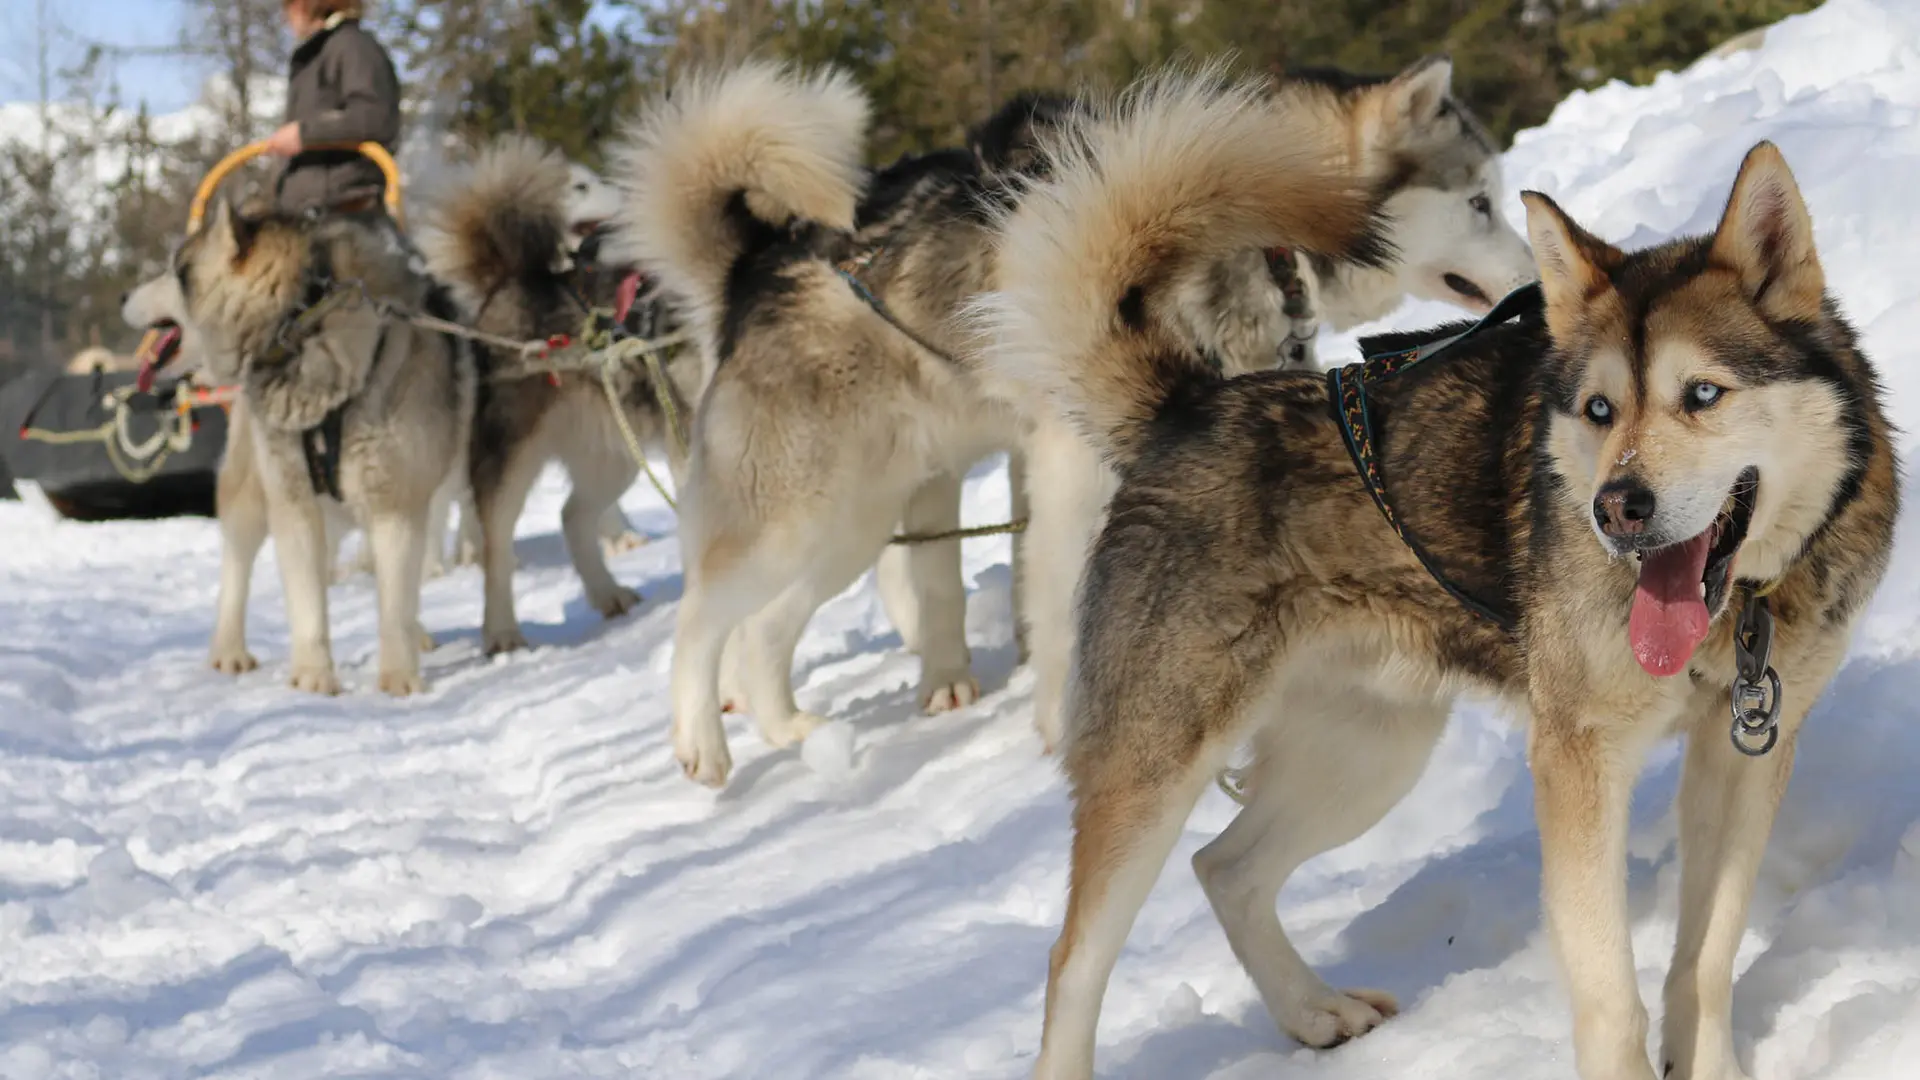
xmin=1024 ymin=415 xmax=1117 ymax=751
xmin=474 ymin=438 xmax=547 ymax=654
xmin=888 ymin=471 xmax=978 ymax=713
xmin=209 ymin=431 xmax=267 ymax=674
xmin=1531 ymin=711 xmax=1662 ymax=1080
xmin=420 ymin=475 xmax=455 ymax=579
xmin=367 ymin=506 xmax=430 ymax=696
xmin=559 ymin=449 xmax=642 ymax=619
xmin=262 ymin=476 xmax=339 ymax=695
xmin=454 ymin=486 xmax=483 ymax=566
xmin=1661 ymin=646 xmax=1833 ymax=1080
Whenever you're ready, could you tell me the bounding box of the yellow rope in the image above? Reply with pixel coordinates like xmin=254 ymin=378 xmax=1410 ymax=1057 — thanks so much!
xmin=594 ymin=338 xmax=681 ymax=512
xmin=891 ymin=518 xmax=1029 ymax=544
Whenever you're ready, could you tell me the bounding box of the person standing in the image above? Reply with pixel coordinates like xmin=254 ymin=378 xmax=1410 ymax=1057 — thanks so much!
xmin=265 ymin=1 xmax=402 ymax=218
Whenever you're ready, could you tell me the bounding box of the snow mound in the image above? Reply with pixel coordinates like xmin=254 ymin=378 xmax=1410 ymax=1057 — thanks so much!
xmin=3 ymin=2 xmax=1920 ymax=1076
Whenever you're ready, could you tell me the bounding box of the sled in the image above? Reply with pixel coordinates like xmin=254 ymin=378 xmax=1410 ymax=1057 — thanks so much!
xmin=0 ymin=142 xmax=403 ymax=523
xmin=0 ymin=370 xmax=235 ymax=521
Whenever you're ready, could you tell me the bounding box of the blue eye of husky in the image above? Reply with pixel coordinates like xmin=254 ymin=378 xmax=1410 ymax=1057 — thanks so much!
xmin=1583 ymin=395 xmax=1613 ymax=425
xmin=1686 ymin=381 xmax=1725 ymax=410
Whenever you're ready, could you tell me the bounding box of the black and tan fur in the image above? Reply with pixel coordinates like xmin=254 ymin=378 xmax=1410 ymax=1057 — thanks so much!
xmin=981 ymin=102 xmax=1898 ymax=1080
xmin=416 ymin=137 xmax=701 ymax=654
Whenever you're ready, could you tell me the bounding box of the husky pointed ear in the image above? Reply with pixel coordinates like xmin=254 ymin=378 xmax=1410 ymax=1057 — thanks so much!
xmin=1386 ymin=56 xmax=1453 ymax=128
xmin=1710 ymin=141 xmax=1824 ymax=322
xmin=221 ymin=198 xmax=264 ymax=262
xmin=1521 ymin=191 xmax=1619 ymax=339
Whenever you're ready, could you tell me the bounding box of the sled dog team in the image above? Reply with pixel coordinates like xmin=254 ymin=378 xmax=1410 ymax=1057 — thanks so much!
xmin=121 ymin=54 xmax=1898 ymax=1080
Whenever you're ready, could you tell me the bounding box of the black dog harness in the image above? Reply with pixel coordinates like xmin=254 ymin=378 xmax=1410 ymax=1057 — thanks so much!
xmin=1325 ymin=282 xmax=1544 ymax=632
xmin=256 ymin=248 xmax=361 ymax=501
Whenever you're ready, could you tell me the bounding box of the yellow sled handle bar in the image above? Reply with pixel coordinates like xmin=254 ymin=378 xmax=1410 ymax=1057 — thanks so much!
xmin=186 ymin=140 xmax=404 ymax=231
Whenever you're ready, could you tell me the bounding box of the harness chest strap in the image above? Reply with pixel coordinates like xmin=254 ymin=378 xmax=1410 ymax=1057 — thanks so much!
xmin=263 ymin=268 xmax=374 ymax=501
xmin=1325 ymin=283 xmax=1544 ymax=632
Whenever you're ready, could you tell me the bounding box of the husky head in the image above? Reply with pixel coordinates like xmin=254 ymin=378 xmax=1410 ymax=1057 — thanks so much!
xmin=121 ymin=258 xmax=198 ymax=388
xmin=1528 ymin=142 xmax=1876 ymax=677
xmin=1297 ymin=57 xmax=1536 ymax=326
xmin=564 ymin=162 xmax=623 ymax=254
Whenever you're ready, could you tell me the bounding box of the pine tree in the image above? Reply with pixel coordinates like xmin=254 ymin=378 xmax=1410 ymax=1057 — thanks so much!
xmin=385 ymin=0 xmax=651 ymax=169
xmin=180 ymin=0 xmax=288 ymax=145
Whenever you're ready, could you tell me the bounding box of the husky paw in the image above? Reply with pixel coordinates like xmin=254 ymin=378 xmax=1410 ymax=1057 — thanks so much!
xmin=757 ymin=710 xmax=826 ymax=750
xmin=1032 ymin=711 xmax=1066 ymax=756
xmin=1285 ymin=988 xmax=1398 ymax=1050
xmin=417 ymin=624 xmax=438 ymax=653
xmin=675 ymin=719 xmax=733 ymax=788
xmin=601 ymin=530 xmax=650 ymax=556
xmin=422 ymin=555 xmax=450 ymax=580
xmin=209 ymin=647 xmax=259 ymax=675
xmin=592 ymin=585 xmax=643 ymax=619
xmin=920 ymin=674 xmax=980 ymax=714
xmin=379 ymin=669 xmax=427 ymax=697
xmin=483 ymin=625 xmax=529 ymax=656
xmin=289 ymin=666 xmax=342 ymax=696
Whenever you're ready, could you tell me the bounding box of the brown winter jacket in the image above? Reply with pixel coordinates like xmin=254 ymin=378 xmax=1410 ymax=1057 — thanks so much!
xmin=274 ymin=18 xmax=402 ymax=216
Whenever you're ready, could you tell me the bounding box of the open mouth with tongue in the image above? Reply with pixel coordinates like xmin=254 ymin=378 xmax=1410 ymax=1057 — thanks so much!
xmin=134 ymin=320 xmax=184 ymax=393
xmin=1627 ymin=467 xmax=1759 ymax=678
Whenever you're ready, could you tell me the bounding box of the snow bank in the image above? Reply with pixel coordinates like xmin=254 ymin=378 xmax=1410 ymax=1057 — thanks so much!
xmin=2 ymin=1 xmax=1918 ymax=1076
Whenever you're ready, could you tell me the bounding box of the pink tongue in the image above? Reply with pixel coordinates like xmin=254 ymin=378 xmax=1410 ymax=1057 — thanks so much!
xmin=1628 ymin=532 xmax=1714 ymax=677
xmin=135 ymin=328 xmax=181 ymax=393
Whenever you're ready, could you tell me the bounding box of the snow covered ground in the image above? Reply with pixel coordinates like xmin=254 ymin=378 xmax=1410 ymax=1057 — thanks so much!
xmin=4 ymin=1 xmax=1920 ymax=1076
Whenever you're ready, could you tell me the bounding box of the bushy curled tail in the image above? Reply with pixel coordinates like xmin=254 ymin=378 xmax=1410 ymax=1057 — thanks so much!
xmin=974 ymin=67 xmax=1393 ymax=464
xmin=418 ymin=135 xmax=573 ymax=310
xmin=609 ymin=61 xmax=871 ymax=341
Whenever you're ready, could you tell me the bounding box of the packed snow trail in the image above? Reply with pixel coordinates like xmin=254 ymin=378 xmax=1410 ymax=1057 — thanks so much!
xmin=3 ymin=1 xmax=1919 ymax=1076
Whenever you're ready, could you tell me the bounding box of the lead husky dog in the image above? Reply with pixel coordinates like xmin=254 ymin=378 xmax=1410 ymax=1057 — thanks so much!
xmin=417 ymin=137 xmax=702 ymax=654
xmin=981 ymin=73 xmax=1897 ymax=1080
xmin=1016 ymin=57 xmax=1538 ymax=750
xmin=564 ymin=159 xmax=661 ymax=556
xmin=132 ymin=205 xmax=478 ymax=695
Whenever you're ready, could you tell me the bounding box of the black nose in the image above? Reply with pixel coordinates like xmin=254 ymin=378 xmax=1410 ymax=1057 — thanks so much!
xmin=1593 ymin=480 xmax=1656 ymax=538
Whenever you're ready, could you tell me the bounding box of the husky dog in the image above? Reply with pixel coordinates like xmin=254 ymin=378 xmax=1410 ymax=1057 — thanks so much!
xmin=560 ymin=159 xmax=661 ymax=556
xmin=126 ymin=205 xmax=478 ymax=695
xmin=418 ymin=137 xmax=701 ymax=655
xmin=1015 ymin=56 xmax=1537 ymax=750
xmin=983 ymin=85 xmax=1897 ymax=1080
